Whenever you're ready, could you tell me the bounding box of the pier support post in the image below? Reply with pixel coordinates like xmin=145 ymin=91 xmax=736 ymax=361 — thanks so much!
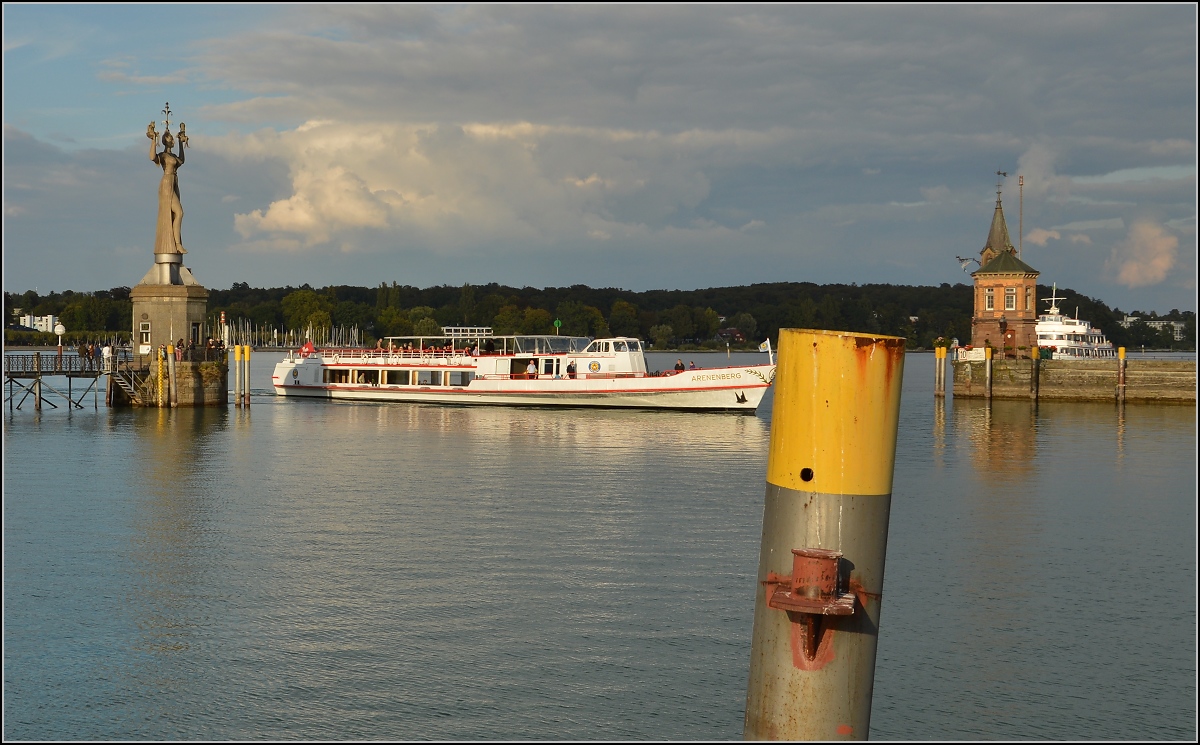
xmin=933 ymin=346 xmax=942 ymax=397
xmin=984 ymin=346 xmax=993 ymax=400
xmin=1030 ymin=355 xmax=1040 ymax=401
xmin=34 ymin=352 xmax=42 ymax=411
xmin=744 ymin=329 xmax=905 ymax=741
xmin=1117 ymin=347 xmax=1126 ymax=403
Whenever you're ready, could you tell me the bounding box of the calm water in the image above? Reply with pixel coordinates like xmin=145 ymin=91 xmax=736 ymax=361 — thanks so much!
xmin=4 ymin=351 xmax=1195 ymax=740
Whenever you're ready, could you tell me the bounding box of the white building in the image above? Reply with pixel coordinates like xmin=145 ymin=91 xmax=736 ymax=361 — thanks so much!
xmin=19 ymin=314 xmax=58 ymax=333
xmin=1118 ymin=315 xmax=1186 ymax=341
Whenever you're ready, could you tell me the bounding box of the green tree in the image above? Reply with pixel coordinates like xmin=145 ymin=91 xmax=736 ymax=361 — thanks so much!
xmin=649 ymin=324 xmax=674 ymax=348
xmin=376 ymin=307 xmax=413 ymax=337
xmin=492 ymin=304 xmax=524 ymax=334
xmin=556 ymin=300 xmax=610 ymax=337
xmin=413 ymin=317 xmax=442 ymax=336
xmin=282 ymin=289 xmax=334 ymax=330
xmin=305 ymin=309 xmax=333 ymax=335
xmin=521 ymin=308 xmax=554 ymax=334
xmin=408 ymin=306 xmax=436 ymax=323
xmin=459 ymin=283 xmax=476 ymax=324
xmin=694 ymin=307 xmax=720 ymax=340
xmin=609 ymin=300 xmax=640 ymax=337
xmin=665 ymin=304 xmax=694 ymax=340
xmin=730 ymin=312 xmax=757 ymax=340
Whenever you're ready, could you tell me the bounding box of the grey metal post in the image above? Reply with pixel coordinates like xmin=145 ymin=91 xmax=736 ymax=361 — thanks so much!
xmin=745 ymin=329 xmax=905 ymax=740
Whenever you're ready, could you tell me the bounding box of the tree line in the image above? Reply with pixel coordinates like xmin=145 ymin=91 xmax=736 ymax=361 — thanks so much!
xmin=5 ymin=281 xmax=1195 ymax=350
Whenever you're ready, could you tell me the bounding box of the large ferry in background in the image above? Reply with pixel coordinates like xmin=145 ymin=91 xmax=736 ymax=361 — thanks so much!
xmin=271 ymin=327 xmax=776 ymax=412
xmin=1036 ymin=284 xmax=1117 ymax=359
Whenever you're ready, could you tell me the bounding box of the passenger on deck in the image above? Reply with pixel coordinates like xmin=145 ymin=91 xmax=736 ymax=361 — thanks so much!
xmin=567 ymin=360 xmax=577 ymax=379
xmin=527 ymin=360 xmax=537 ymax=379
xmin=675 ymin=359 xmax=686 ymax=373
xmin=689 ymin=360 xmax=696 ymax=370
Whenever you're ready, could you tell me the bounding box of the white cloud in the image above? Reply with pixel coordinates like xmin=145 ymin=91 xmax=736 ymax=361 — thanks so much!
xmin=1108 ymin=220 xmax=1179 ymax=287
xmin=217 ymin=119 xmax=782 ymax=253
xmin=1025 ymin=228 xmax=1061 ymax=246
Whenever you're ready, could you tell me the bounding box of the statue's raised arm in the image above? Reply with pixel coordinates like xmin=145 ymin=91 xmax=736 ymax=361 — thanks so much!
xmin=147 ymin=121 xmax=158 ymax=162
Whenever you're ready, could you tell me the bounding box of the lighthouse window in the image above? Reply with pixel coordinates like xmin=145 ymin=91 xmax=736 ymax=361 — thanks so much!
xmin=985 ymin=288 xmax=994 ymax=311
xmin=1005 ymin=287 xmax=1016 ymax=310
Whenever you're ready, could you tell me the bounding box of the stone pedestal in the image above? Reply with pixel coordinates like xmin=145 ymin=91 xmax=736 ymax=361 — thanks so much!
xmin=131 ymin=253 xmax=208 ymax=359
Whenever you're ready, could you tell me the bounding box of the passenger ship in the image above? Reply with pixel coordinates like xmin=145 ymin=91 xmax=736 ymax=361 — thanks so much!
xmin=271 ymin=327 xmax=776 ymax=412
xmin=1036 ymin=285 xmax=1117 ymax=359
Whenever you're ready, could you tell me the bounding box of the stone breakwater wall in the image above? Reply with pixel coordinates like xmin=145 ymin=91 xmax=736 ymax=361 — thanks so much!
xmin=953 ymin=359 xmax=1196 ymax=403
xmin=109 ymin=360 xmax=228 ymax=407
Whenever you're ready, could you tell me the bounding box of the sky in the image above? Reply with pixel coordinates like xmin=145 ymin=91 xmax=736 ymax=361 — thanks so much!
xmin=3 ymin=4 xmax=1196 ymax=313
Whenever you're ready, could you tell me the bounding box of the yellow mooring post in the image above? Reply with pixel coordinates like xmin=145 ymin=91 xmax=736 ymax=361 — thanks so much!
xmin=984 ymin=345 xmax=993 ymax=400
xmin=933 ymin=345 xmax=945 ymax=397
xmin=167 ymin=344 xmax=178 ymax=408
xmin=157 ymin=348 xmax=165 ymax=408
xmin=234 ymin=345 xmax=243 ymax=407
xmin=243 ymin=345 xmax=251 ymax=406
xmin=745 ymin=329 xmax=905 ymax=741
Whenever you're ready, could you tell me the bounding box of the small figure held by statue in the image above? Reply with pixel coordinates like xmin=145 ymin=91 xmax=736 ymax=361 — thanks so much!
xmin=147 ymin=103 xmax=188 ymax=255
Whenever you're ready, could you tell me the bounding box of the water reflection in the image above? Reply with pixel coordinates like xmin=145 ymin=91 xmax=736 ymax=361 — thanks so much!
xmin=128 ymin=407 xmax=228 ymax=660
xmin=955 ymin=399 xmax=1039 ymax=483
xmin=932 ymin=397 xmax=946 ymax=470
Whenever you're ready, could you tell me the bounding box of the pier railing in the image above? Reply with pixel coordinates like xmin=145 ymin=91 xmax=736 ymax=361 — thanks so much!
xmin=4 ymin=351 xmax=118 ymax=377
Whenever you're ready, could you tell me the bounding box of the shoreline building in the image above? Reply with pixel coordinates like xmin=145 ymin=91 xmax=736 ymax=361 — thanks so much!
xmin=969 ymin=182 xmax=1039 ymax=356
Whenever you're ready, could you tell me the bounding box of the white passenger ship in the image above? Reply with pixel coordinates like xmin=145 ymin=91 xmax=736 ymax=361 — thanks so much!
xmin=1036 ymin=285 xmax=1117 ymax=359
xmin=271 ymin=327 xmax=776 ymax=412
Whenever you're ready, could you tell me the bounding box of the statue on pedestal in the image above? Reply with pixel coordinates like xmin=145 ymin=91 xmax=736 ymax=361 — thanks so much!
xmin=147 ymin=102 xmax=188 ymax=255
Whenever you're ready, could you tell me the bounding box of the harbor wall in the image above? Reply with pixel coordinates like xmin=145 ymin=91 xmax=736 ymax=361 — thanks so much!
xmin=109 ymin=360 xmax=228 ymax=407
xmin=952 ymin=359 xmax=1196 ymax=403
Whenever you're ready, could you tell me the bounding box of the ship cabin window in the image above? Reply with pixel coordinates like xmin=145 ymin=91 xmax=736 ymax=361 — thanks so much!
xmin=352 ymin=370 xmax=379 ymax=385
xmin=323 ymin=369 xmax=350 ymax=384
xmin=984 ymin=288 xmax=994 ymax=311
xmin=447 ymin=371 xmax=474 ymax=387
xmin=628 ymin=340 xmax=641 ymax=351
xmin=416 ymin=370 xmax=442 ymax=386
xmin=386 ymin=369 xmax=410 ymax=386
xmin=1005 ymin=287 xmax=1016 ymax=310
xmin=613 ymin=341 xmax=628 ymax=352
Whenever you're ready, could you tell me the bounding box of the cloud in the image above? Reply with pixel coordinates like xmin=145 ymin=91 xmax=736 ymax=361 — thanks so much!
xmin=1108 ymin=220 xmax=1178 ymax=287
xmin=1025 ymin=228 xmax=1061 ymax=246
xmin=1015 ymin=142 xmax=1073 ymax=203
xmin=1069 ymin=234 xmax=1092 ymax=245
xmin=218 ymin=118 xmax=784 ymax=252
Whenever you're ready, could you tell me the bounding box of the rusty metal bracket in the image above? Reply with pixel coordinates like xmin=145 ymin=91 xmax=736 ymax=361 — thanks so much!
xmin=764 ymin=548 xmax=856 ymax=669
xmin=764 ymin=548 xmax=856 ymax=616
